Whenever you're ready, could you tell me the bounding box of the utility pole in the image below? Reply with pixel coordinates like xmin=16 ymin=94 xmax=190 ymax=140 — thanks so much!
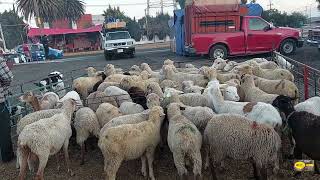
xmin=309 ymin=5 xmax=312 ymax=26
xmin=0 ymin=23 xmax=7 ymax=52
xmin=160 ymin=0 xmax=164 ymax=14
xmin=145 ymin=9 xmax=149 ymax=39
xmin=268 ymin=0 xmax=273 ymax=10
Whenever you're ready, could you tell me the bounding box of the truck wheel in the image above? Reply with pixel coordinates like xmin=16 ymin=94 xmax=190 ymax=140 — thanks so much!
xmin=209 ymin=45 xmax=228 ymax=59
xmin=104 ymin=51 xmax=112 ymax=60
xmin=280 ymin=39 xmax=296 ymax=55
xmin=129 ymin=50 xmax=135 ymax=58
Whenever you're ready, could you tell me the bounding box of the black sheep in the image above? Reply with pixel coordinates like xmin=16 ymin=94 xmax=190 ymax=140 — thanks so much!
xmin=91 ymin=72 xmax=107 ymax=93
xmin=272 ymin=95 xmax=320 ymax=174
xmin=128 ymin=87 xmax=148 ymax=109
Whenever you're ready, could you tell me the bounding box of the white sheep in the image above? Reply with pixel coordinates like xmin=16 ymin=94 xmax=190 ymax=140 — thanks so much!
xmin=204 ymin=114 xmax=281 ymax=179
xmin=58 ymin=90 xmax=83 ymax=108
xmin=128 ymin=65 xmax=142 ymax=76
xmin=207 ymin=80 xmax=282 ymax=128
xmin=19 ymin=91 xmax=59 ymax=111
xmin=274 ymin=55 xmax=294 ymax=70
xmin=160 ymin=79 xmax=182 ymax=91
xmin=96 ymin=81 xmax=120 ymax=92
xmin=146 ymin=82 xmax=164 ymax=97
xmin=86 ymin=91 xmax=117 ymax=111
xmin=167 ymin=103 xmax=202 ymax=178
xmin=73 ymin=107 xmax=100 ymax=165
xmin=140 ymin=63 xmax=163 ymax=79
xmin=212 ymin=58 xmax=228 ymax=70
xmin=252 ymin=65 xmax=294 ymax=82
xmin=86 ymin=67 xmax=98 ymax=77
xmin=163 ymin=88 xmax=209 ymax=107
xmin=119 ymin=101 xmax=144 ymax=115
xmin=147 ymin=93 xmax=161 ymax=109
xmin=104 ymin=86 xmax=132 ymax=106
xmin=104 ymin=64 xmax=123 ymax=77
xmin=240 ymin=74 xmax=279 ymax=104
xmin=18 ymin=99 xmax=76 ymax=180
xmin=202 ymin=79 xmax=240 ymax=103
xmin=162 ymin=65 xmax=208 ymax=87
xmin=295 ymin=96 xmax=320 ymax=116
xmin=253 ymin=76 xmax=299 ymax=104
xmin=96 ymin=103 xmax=123 ymax=127
xmin=15 ymin=109 xmax=62 ymax=169
xmin=73 ymin=74 xmax=105 ymax=99
xmin=98 ymin=106 xmax=165 ymax=180
xmin=182 ymin=81 xmax=204 ymax=94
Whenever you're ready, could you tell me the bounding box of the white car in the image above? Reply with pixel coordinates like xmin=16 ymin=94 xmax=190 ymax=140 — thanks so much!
xmin=101 ymin=30 xmax=135 ymax=60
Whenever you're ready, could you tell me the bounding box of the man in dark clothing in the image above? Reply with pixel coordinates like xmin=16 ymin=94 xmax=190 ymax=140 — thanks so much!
xmin=41 ymin=35 xmax=49 ymax=59
xmin=0 ymin=56 xmax=14 ymax=162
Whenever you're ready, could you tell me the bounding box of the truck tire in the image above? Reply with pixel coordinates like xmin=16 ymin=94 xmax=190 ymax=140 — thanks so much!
xmin=280 ymin=39 xmax=296 ymax=55
xmin=104 ymin=51 xmax=112 ymax=60
xmin=209 ymin=45 xmax=228 ymax=59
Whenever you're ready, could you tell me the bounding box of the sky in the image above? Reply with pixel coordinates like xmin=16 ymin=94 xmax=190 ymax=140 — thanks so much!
xmin=0 ymin=0 xmax=320 ymax=26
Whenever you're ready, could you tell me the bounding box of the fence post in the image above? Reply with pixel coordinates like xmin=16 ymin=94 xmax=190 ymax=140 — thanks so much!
xmin=303 ymin=65 xmax=309 ymax=100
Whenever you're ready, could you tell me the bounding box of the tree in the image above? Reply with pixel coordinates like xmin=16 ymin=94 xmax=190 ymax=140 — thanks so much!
xmin=0 ymin=10 xmax=27 ymax=49
xmin=102 ymin=6 xmax=142 ymax=41
xmin=262 ymin=9 xmax=307 ymax=28
xmin=317 ymin=0 xmax=320 ymax=9
xmin=16 ymin=0 xmax=84 ymax=26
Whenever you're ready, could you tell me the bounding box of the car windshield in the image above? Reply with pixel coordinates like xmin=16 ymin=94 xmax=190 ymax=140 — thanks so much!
xmin=106 ymin=31 xmax=130 ymax=40
xmin=31 ymin=45 xmax=44 ymax=52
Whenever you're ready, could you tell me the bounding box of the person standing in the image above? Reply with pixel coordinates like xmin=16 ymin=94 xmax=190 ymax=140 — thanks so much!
xmin=0 ymin=55 xmax=14 ymax=162
xmin=41 ymin=35 xmax=49 ymax=59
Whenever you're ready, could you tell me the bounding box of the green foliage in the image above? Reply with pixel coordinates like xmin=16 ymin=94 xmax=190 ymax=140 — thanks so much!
xmin=16 ymin=0 xmax=85 ymax=22
xmin=0 ymin=10 xmax=26 ymax=49
xmin=262 ymin=9 xmax=307 ymax=28
xmin=103 ymin=6 xmax=142 ymax=41
xmin=138 ymin=14 xmax=172 ymax=40
xmin=176 ymin=0 xmax=186 ymax=9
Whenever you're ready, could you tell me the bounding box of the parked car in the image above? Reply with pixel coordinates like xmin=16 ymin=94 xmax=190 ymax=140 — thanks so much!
xmin=3 ymin=53 xmax=27 ymax=64
xmin=15 ymin=44 xmax=46 ymax=61
xmin=184 ymin=5 xmax=304 ymax=59
xmin=306 ymin=28 xmax=320 ymax=52
xmin=15 ymin=44 xmax=64 ymax=61
xmin=48 ymin=47 xmax=64 ymax=59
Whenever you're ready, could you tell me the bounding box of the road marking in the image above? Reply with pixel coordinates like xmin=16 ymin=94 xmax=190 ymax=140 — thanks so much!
xmin=13 ymin=49 xmax=171 ymax=66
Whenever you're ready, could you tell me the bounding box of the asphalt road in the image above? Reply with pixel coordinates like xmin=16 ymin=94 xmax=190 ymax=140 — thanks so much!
xmin=10 ymin=45 xmax=319 ymax=92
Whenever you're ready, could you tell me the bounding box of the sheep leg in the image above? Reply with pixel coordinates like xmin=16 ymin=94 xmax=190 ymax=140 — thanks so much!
xmin=141 ymin=155 xmax=147 ymax=177
xmin=18 ymin=146 xmax=30 ymax=180
xmin=104 ymin=157 xmax=123 ymax=180
xmin=191 ymin=150 xmax=202 ymax=179
xmin=28 ymin=151 xmax=38 ymax=173
xmin=146 ymin=148 xmax=156 ymax=180
xmin=80 ymin=142 xmax=85 ymax=165
xmin=16 ymin=147 xmax=21 ymax=169
xmin=63 ymin=139 xmax=74 ymax=176
xmin=252 ymin=161 xmax=267 ymax=180
xmin=35 ymin=153 xmax=49 ymax=180
xmin=55 ymin=153 xmax=61 ymax=171
xmin=173 ymin=151 xmax=188 ymax=178
xmin=203 ymin=144 xmax=209 ymax=170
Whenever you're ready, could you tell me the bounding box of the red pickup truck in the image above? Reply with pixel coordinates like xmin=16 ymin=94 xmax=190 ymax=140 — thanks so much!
xmin=185 ymin=6 xmax=304 ymax=59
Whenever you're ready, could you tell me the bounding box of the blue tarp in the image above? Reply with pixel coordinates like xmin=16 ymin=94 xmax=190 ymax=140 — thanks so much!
xmin=246 ymin=3 xmax=263 ymax=16
xmin=174 ymin=9 xmax=185 ymax=56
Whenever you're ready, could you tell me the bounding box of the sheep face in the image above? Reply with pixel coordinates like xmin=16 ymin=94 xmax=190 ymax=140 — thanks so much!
xmin=130 ymin=65 xmax=141 ymax=72
xmin=277 ymin=70 xmax=294 ymax=82
xmin=140 ymin=63 xmax=151 ymax=71
xmin=223 ymin=61 xmax=237 ymax=72
xmin=104 ymin=64 xmax=116 ymax=76
xmin=240 ymin=74 xmax=255 ymax=87
xmin=271 ymin=95 xmax=295 ymax=117
xmin=86 ymin=67 xmax=97 ymax=77
xmin=120 ymin=77 xmax=133 ymax=91
xmin=164 ymin=59 xmax=174 ymax=66
xmin=222 ymin=86 xmax=240 ymax=102
xmin=140 ymin=70 xmax=151 ymax=80
xmin=212 ymin=58 xmax=228 ymax=70
xmin=147 ymin=93 xmax=161 ymax=108
xmin=164 ymin=88 xmax=183 ymax=98
xmin=19 ymin=92 xmax=36 ymax=103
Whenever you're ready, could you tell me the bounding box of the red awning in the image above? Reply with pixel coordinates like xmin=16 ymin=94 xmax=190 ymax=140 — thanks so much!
xmin=27 ymin=24 xmax=103 ymax=37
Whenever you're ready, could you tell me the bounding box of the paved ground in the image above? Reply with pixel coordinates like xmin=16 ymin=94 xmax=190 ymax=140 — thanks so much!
xmin=1 ymin=45 xmax=320 ymax=180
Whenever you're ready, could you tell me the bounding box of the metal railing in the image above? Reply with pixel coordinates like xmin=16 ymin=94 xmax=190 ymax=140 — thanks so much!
xmin=271 ymin=51 xmax=320 ymax=101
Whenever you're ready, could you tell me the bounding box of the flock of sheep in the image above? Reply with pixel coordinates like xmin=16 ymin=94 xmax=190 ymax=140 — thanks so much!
xmin=14 ymin=57 xmax=320 ymax=180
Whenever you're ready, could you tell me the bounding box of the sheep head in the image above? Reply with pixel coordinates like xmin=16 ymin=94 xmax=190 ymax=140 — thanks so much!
xmin=130 ymin=65 xmax=141 ymax=72
xmin=119 ymin=77 xmax=133 ymax=91
xmin=164 ymin=59 xmax=175 ymax=66
xmin=166 ymin=102 xmax=187 ymax=120
xmin=162 ymin=65 xmax=175 ymax=79
xmin=220 ymin=86 xmax=240 ymax=102
xmin=224 ymin=61 xmax=238 ymax=72
xmin=86 ymin=67 xmax=97 ymax=77
xmin=104 ymin=64 xmax=116 ymax=76
xmin=212 ymin=58 xmax=228 ymax=70
xmin=149 ymin=106 xmax=166 ymax=123
xmin=240 ymin=74 xmax=255 ymax=88
xmin=140 ymin=70 xmax=151 ymax=80
xmin=19 ymin=91 xmax=37 ymax=103
xmin=276 ymin=69 xmax=294 ymax=82
xmin=140 ymin=63 xmax=152 ymax=72
xmin=147 ymin=93 xmax=161 ymax=108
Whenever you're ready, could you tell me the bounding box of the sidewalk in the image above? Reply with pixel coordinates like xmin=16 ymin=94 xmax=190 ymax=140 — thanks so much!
xmin=63 ymin=42 xmax=170 ymax=57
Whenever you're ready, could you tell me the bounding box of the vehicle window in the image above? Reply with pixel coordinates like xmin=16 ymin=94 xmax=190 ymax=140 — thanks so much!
xmin=249 ymin=18 xmax=269 ymax=31
xmin=106 ymin=31 xmax=130 ymax=40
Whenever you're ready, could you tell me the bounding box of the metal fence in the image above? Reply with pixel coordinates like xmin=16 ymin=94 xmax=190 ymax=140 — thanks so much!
xmin=271 ymin=51 xmax=320 ymax=101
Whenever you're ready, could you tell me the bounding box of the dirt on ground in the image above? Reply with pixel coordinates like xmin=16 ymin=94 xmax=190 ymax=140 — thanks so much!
xmin=1 ymin=133 xmax=320 ymax=180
